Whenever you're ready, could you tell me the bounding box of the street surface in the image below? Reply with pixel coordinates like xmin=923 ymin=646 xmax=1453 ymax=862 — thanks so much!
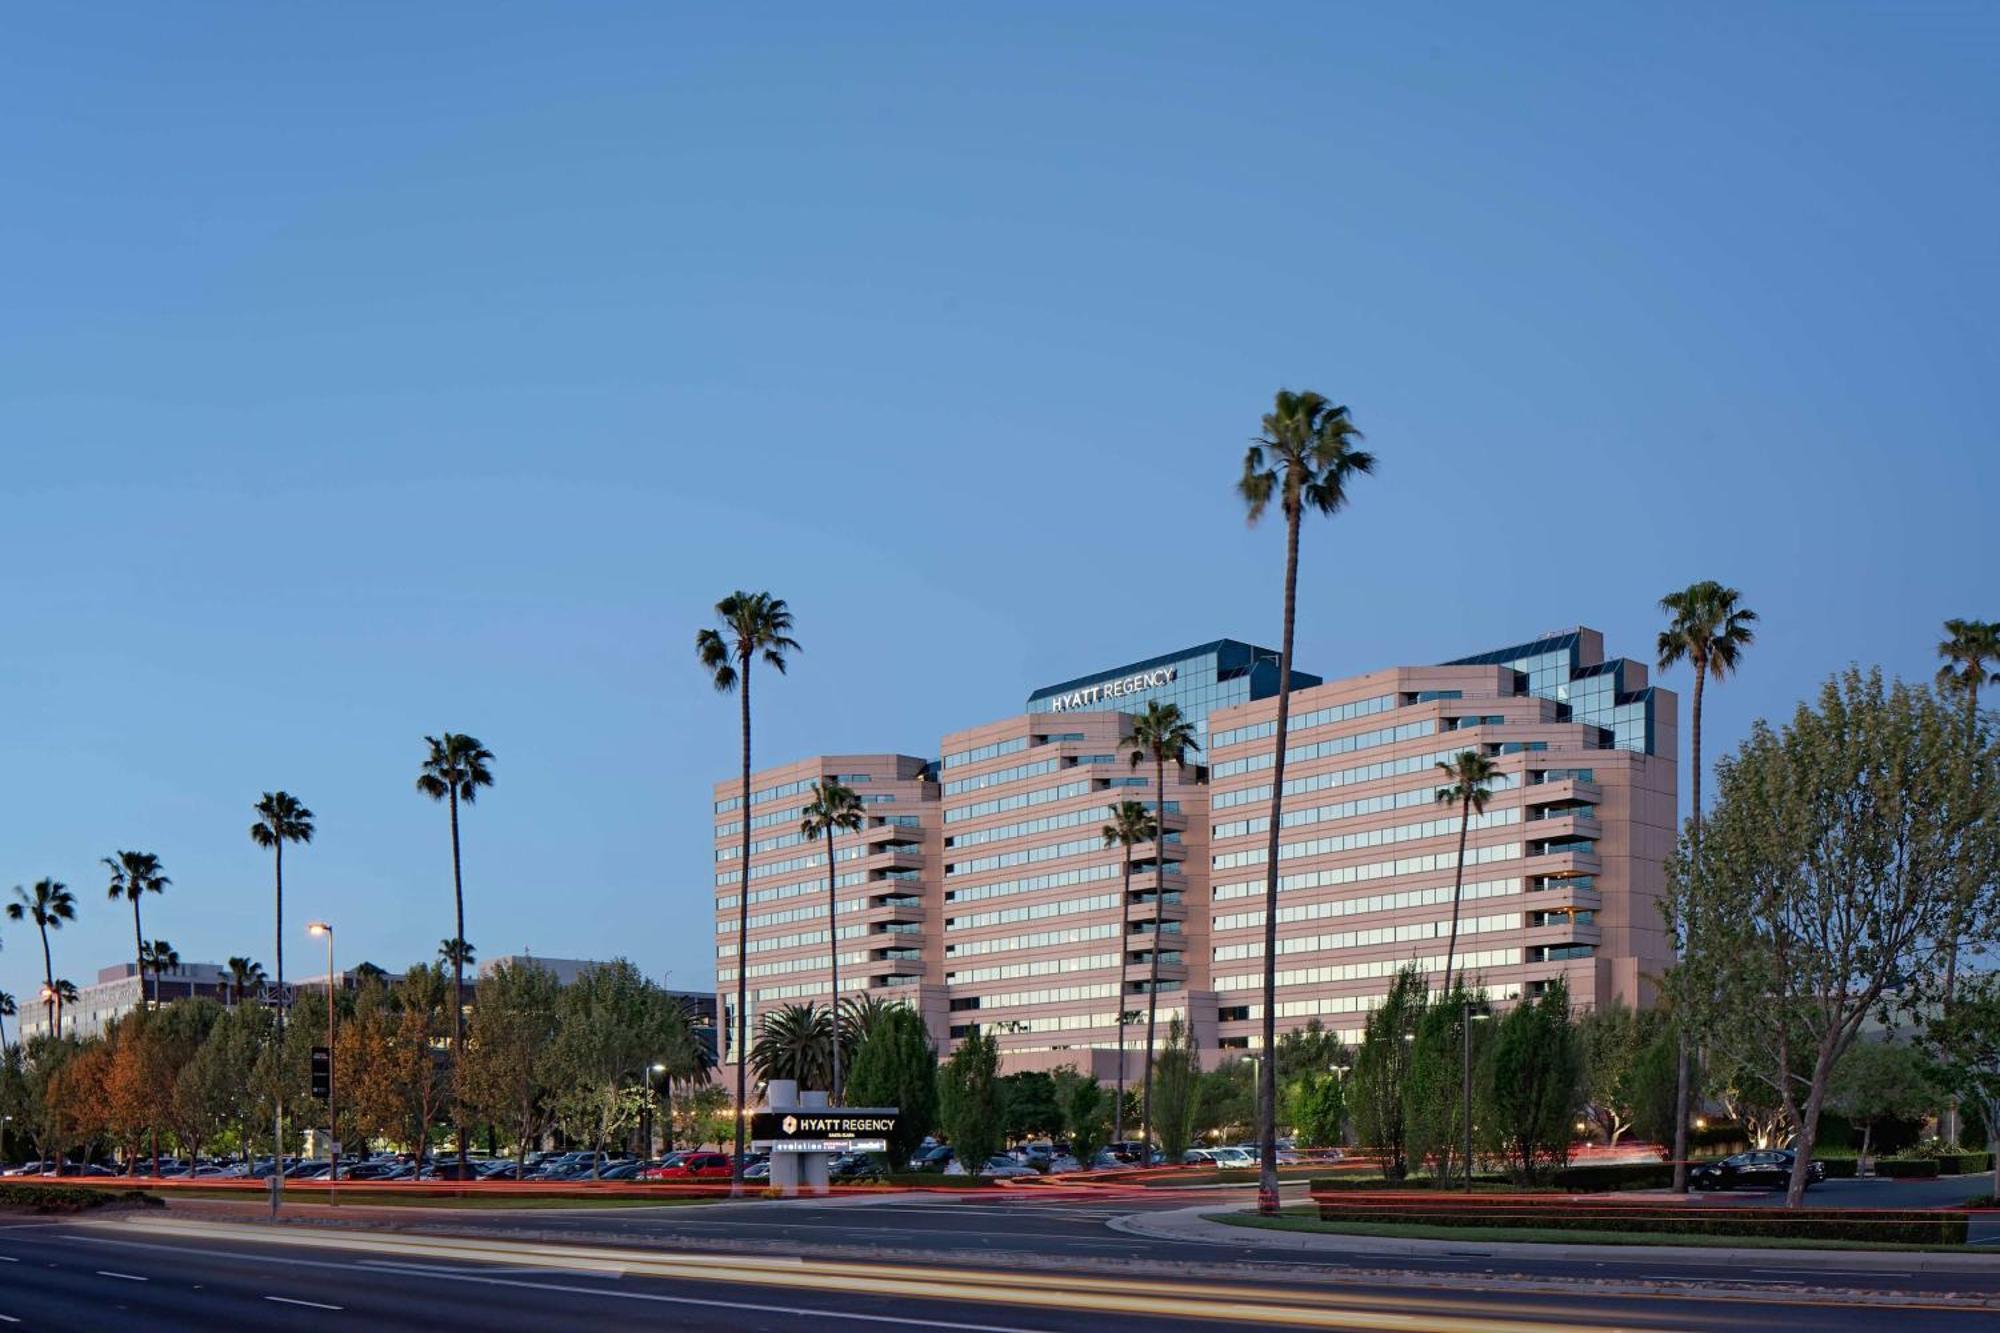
xmin=0 ymin=1184 xmax=1992 ymax=1330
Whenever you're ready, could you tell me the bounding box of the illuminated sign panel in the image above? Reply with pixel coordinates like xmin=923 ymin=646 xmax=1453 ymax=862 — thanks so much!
xmin=1047 ymin=666 xmax=1177 ymax=713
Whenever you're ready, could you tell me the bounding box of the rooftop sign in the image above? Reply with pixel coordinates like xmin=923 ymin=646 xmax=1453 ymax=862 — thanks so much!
xmin=1047 ymin=665 xmax=1177 ymax=713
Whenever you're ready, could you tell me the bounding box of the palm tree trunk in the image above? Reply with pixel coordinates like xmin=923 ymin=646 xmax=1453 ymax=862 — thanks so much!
xmin=1671 ymin=661 xmax=1706 ymax=1194
xmin=828 ymin=826 xmax=842 ymax=1103
xmin=274 ymin=838 xmax=286 ymax=1198
xmin=732 ymin=658 xmax=752 ymax=1198
xmin=450 ymin=787 xmax=469 ymax=1174
xmin=1142 ymin=752 xmax=1166 ymax=1154
xmin=1257 ymin=507 xmax=1303 ymax=1215
xmin=1443 ymin=795 xmax=1472 ymax=996
xmin=1116 ymin=847 xmax=1132 ymax=1144
xmin=133 ymin=902 xmax=148 ymax=1009
xmin=38 ymin=925 xmax=54 ymax=1039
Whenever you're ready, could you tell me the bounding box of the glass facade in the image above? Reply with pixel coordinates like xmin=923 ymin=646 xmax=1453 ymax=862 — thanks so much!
xmin=1024 ymin=639 xmax=1322 ymax=745
xmin=1444 ymin=630 xmax=1663 ymax=756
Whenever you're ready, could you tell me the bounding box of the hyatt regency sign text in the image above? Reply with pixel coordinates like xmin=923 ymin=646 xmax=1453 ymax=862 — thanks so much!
xmin=1048 ymin=666 xmax=1177 ymax=713
xmin=749 ymin=1108 xmax=899 ymax=1155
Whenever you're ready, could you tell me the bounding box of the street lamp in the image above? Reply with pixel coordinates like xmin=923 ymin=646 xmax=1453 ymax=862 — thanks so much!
xmin=649 ymin=1063 xmax=669 ymax=1158
xmin=307 ymin=922 xmax=337 ymax=1198
xmin=1462 ymin=999 xmax=1492 ymax=1192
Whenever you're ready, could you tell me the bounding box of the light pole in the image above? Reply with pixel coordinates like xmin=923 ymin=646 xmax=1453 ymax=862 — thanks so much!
xmin=1461 ymin=998 xmax=1491 ymax=1192
xmin=308 ymin=922 xmax=336 ymax=1201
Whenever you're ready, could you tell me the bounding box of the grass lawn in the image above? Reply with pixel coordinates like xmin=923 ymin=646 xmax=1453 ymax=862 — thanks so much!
xmin=1210 ymin=1208 xmax=1988 ymax=1253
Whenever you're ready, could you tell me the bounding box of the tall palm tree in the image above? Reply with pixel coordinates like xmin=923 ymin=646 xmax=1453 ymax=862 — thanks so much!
xmin=0 ymin=992 xmax=15 ymax=1050
xmin=437 ymin=937 xmax=477 ymax=969
xmin=104 ymin=852 xmax=170 ymax=1007
xmin=1238 ymin=389 xmax=1375 ymax=1212
xmin=800 ymin=779 xmax=864 ymax=1101
xmin=1433 ymin=750 xmax=1498 ymax=995
xmin=697 ymin=589 xmax=800 ymax=1195
xmin=8 ymin=880 xmax=76 ymax=1038
xmin=225 ymin=956 xmax=268 ymax=1009
xmin=415 ymin=732 xmax=495 ymax=1173
xmin=749 ymin=1002 xmax=835 ymax=1092
xmin=1102 ymin=799 xmax=1156 ymax=1145
xmin=1656 ymin=580 xmax=1757 ymax=1193
xmin=249 ymin=792 xmax=314 ymax=1060
xmin=140 ymin=939 xmax=180 ymax=1004
xmin=1127 ymin=702 xmax=1198 ymax=1153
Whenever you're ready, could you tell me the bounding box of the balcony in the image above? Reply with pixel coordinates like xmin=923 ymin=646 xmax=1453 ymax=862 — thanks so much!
xmin=859 ymin=952 xmax=926 ymax=977
xmin=863 ymin=897 xmax=926 ymax=925
xmin=871 ymin=844 xmax=926 ymax=871
xmin=1524 ymin=843 xmax=1602 ymax=880
xmin=1125 ymin=956 xmax=1188 ymax=985
xmin=1126 ymin=897 xmax=1190 ymax=924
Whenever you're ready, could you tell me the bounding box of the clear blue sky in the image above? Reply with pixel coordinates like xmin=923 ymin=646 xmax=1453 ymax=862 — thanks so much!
xmin=3 ymin=4 xmax=1994 ymax=1007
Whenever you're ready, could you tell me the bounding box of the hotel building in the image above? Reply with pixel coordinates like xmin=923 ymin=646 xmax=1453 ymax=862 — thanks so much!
xmin=713 ymin=629 xmax=1676 ymax=1081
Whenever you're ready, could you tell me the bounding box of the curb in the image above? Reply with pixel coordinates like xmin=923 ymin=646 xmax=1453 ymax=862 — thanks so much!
xmin=1109 ymin=1203 xmax=2000 ymax=1273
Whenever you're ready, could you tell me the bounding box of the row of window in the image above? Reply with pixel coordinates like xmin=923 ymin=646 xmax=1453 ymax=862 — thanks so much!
xmin=1212 ymin=877 xmax=1522 ymax=932
xmin=945 ymin=952 xmax=1120 ymax=986
xmin=942 ymin=755 xmax=1059 ymax=797
xmin=714 ymin=843 xmax=869 ymax=885
xmin=944 ymin=922 xmax=1121 ymax=958
xmin=718 ymin=947 xmax=869 ymax=983
xmin=715 ymin=772 xmax=872 ymax=814
xmin=1214 ymin=744 xmax=1475 ymax=811
xmin=716 ymin=868 xmax=870 ymax=912
xmin=1213 ymin=807 xmax=1517 ymax=871
xmin=720 ymin=895 xmax=872 ymax=934
xmin=945 ymin=800 xmax=1174 ymax=851
xmin=1211 ymin=692 xmax=1397 ymax=749
xmin=1213 ymin=719 xmax=1438 ymax=779
xmin=946 ymin=891 xmax=1120 ymax=934
xmin=942 ymin=736 xmax=1030 ymax=770
xmin=948 ymin=829 xmax=1180 ymax=879
xmin=1212 ymin=910 xmax=1517 ymax=962
xmin=942 ymin=857 xmax=1178 ymax=907
xmin=948 ymin=981 xmax=1118 ymax=1012
xmin=944 ymin=778 xmax=1089 ymax=824
xmin=1215 ymin=945 xmax=1518 ymax=993
xmin=1213 ymin=840 xmax=1521 ymax=903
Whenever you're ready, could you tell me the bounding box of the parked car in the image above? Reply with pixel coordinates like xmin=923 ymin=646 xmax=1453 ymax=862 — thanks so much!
xmin=1182 ymin=1147 xmax=1254 ymax=1168
xmin=642 ymin=1152 xmax=734 ymax=1180
xmin=908 ymin=1145 xmax=955 ymax=1173
xmin=1691 ymin=1150 xmax=1824 ymax=1192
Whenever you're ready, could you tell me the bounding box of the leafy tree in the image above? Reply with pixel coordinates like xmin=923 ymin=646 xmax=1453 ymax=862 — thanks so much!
xmin=460 ymin=960 xmax=563 ymax=1175
xmin=1405 ymin=981 xmax=1488 ymax=1183
xmin=1481 ymin=979 xmax=1583 ymax=1183
xmin=654 ymin=996 xmax=715 ymax=1153
xmin=1149 ymin=1016 xmax=1202 ymax=1161
xmin=104 ymin=851 xmax=169 ymax=1006
xmin=998 ymin=1070 xmax=1062 ymax=1143
xmin=1936 ymin=618 xmax=2000 ymax=1142
xmin=838 ymin=994 xmax=900 ymax=1066
xmin=939 ymin=1031 xmax=1001 ymax=1174
xmin=1920 ymin=970 xmax=2000 ymax=1201
xmin=551 ymin=960 xmax=679 ymax=1177
xmin=8 ymin=879 xmax=76 ymax=1037
xmin=844 ymin=1005 xmax=938 ymax=1166
xmin=749 ymin=1002 xmax=834 ymax=1091
xmin=1274 ymin=1018 xmax=1346 ymax=1082
xmin=1672 ymin=669 xmax=2000 ymax=1204
xmin=1349 ymin=964 xmax=1425 ymax=1178
xmin=0 ymin=992 xmax=14 ymax=1051
xmin=416 ymin=730 xmax=495 ymax=1176
xmin=1657 ymin=579 xmax=1758 ymax=1191
xmin=1287 ymin=1070 xmax=1345 ymax=1150
xmin=1100 ymin=798 xmax=1155 ymax=1141
xmin=799 ymin=779 xmax=864 ymax=1100
xmin=1193 ymin=1059 xmax=1257 ymax=1142
xmin=1053 ymin=1067 xmax=1110 ymax=1166
xmin=698 ymin=588 xmax=801 ymax=1193
xmin=1576 ymin=1001 xmax=1657 ymax=1144
xmin=1624 ymin=1021 xmax=1683 ymax=1146
xmin=1238 ymin=387 xmax=1375 ymax=1212
xmin=1126 ymin=702 xmax=1198 ymax=1151
xmin=1829 ymin=1039 xmax=1939 ymax=1163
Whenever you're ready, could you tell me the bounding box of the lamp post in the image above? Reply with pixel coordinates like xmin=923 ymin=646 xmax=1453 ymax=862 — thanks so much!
xmin=648 ymin=1063 xmax=669 ymax=1159
xmin=1462 ymin=998 xmax=1491 ymax=1192
xmin=308 ymin=922 xmax=336 ymax=1201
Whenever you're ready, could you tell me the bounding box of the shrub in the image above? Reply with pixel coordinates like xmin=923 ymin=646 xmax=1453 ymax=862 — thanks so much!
xmin=1309 ymin=1196 xmax=1968 ymax=1244
xmin=0 ymin=1185 xmax=156 ymax=1213
xmin=1547 ymin=1162 xmax=1677 ymax=1191
xmin=1818 ymin=1157 xmax=1858 ymax=1178
xmin=1874 ymin=1158 xmax=1941 ymax=1178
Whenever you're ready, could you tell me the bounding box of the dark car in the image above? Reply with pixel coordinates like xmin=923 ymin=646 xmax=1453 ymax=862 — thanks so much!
xmin=1691 ymin=1149 xmax=1825 ymax=1191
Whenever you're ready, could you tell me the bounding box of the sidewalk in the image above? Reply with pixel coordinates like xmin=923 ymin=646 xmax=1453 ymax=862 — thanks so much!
xmin=1109 ymin=1202 xmax=2000 ymax=1272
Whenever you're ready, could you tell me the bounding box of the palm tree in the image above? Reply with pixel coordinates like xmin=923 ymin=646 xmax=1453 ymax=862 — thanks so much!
xmin=249 ymin=793 xmax=314 ymax=1040
xmin=837 ymin=993 xmax=900 ymax=1068
xmin=1656 ymin=580 xmax=1757 ymax=1193
xmin=1102 ymin=799 xmax=1156 ymax=1144
xmin=1128 ymin=702 xmax=1200 ymax=1154
xmin=225 ymin=957 xmax=268 ymax=1009
xmin=140 ymin=939 xmax=181 ymax=1004
xmin=0 ymin=992 xmax=15 ymax=1051
xmin=1433 ymin=750 xmax=1498 ymax=995
xmin=1238 ymin=388 xmax=1375 ymax=1213
xmin=437 ymin=937 xmax=476 ymax=969
xmin=104 ymin=851 xmax=170 ymax=1007
xmin=696 ymin=589 xmax=800 ymax=1195
xmin=52 ymin=980 xmax=78 ymax=1037
xmin=799 ymin=779 xmax=864 ymax=1101
xmin=415 ymin=731 xmax=495 ymax=1173
xmin=8 ymin=880 xmax=76 ymax=1038
xmin=657 ymin=997 xmax=716 ymax=1153
xmin=749 ymin=1002 xmax=834 ymax=1092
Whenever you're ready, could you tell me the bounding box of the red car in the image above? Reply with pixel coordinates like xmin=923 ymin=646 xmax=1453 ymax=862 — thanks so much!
xmin=641 ymin=1152 xmax=733 ymax=1181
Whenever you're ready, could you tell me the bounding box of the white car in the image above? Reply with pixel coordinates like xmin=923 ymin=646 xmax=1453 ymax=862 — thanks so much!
xmin=1183 ymin=1147 xmax=1254 ymax=1168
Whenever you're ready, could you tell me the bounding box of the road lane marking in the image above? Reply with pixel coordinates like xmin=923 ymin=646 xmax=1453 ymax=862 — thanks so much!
xmin=0 ymin=1256 xmax=16 ymax=1262
xmin=95 ymin=1270 xmax=148 ymax=1281
xmin=0 ymin=1313 xmax=20 ymax=1323
xmin=266 ymin=1296 xmax=344 ymax=1310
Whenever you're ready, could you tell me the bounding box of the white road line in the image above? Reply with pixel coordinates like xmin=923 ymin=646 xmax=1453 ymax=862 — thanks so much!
xmin=0 ymin=1256 xmax=17 ymax=1262
xmin=0 ymin=1313 xmax=20 ymax=1323
xmin=96 ymin=1270 xmax=148 ymax=1281
xmin=266 ymin=1296 xmax=344 ymax=1310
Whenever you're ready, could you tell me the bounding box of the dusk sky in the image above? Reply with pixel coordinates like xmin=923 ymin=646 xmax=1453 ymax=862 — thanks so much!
xmin=3 ymin=4 xmax=1994 ymax=1008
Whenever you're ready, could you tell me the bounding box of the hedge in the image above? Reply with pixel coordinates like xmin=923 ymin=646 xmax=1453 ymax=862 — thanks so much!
xmin=1875 ymin=1158 xmax=1942 ymax=1179
xmin=1309 ymin=1196 xmax=1969 ymax=1245
xmin=1819 ymin=1157 xmax=1858 ymax=1179
xmin=1547 ymin=1162 xmax=1676 ymax=1192
xmin=1933 ymin=1153 xmax=1993 ymax=1177
xmin=0 ymin=1184 xmax=156 ymax=1213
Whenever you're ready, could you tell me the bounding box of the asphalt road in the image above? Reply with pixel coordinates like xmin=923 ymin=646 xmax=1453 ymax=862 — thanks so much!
xmin=0 ymin=1211 xmax=1993 ymax=1332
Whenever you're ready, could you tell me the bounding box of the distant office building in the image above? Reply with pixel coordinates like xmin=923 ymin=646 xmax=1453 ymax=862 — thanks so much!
xmin=15 ymin=962 xmax=233 ymax=1042
xmin=713 ymin=629 xmax=1676 ymax=1084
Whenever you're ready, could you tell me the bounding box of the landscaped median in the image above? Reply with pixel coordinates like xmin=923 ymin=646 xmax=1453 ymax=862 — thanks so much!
xmin=0 ymin=1183 xmax=160 ymax=1214
xmin=1296 ymin=1180 xmax=1975 ymax=1246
